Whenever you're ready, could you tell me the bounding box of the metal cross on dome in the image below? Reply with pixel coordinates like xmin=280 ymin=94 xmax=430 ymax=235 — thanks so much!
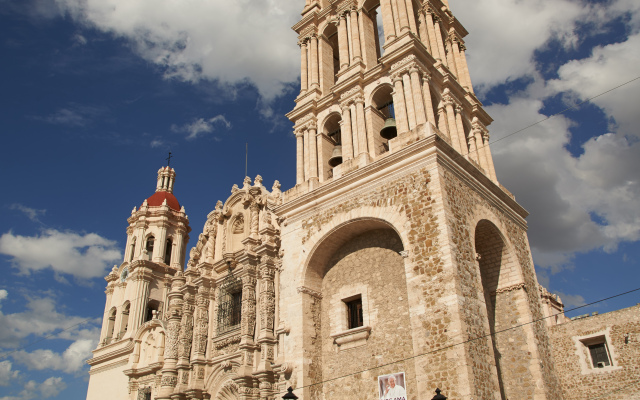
xmin=166 ymin=151 xmax=173 ymax=167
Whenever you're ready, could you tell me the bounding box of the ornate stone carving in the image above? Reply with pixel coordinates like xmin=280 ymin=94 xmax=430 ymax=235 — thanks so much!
xmin=339 ymin=86 xmax=361 ymax=101
xmin=391 ymin=54 xmax=417 ymax=71
xmin=296 ymin=286 xmax=323 ymax=299
xmin=212 ymin=334 xmax=241 ymax=357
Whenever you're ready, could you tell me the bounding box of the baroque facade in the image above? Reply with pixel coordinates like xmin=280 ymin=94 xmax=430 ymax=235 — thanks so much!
xmin=85 ymin=0 xmax=640 ymax=399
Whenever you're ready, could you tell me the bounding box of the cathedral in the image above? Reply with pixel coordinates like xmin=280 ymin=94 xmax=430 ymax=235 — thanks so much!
xmin=85 ymin=0 xmax=640 ymax=399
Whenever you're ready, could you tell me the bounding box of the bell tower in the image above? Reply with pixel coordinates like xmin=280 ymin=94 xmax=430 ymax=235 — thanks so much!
xmin=279 ymin=1 xmax=562 ymax=400
xmin=87 ymin=166 xmax=191 ymax=400
xmin=287 ymin=0 xmax=496 ymax=192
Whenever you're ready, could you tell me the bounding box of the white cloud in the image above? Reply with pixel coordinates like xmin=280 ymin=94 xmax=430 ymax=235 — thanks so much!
xmin=0 ymin=361 xmax=19 ymax=387
xmin=0 ymin=229 xmax=121 ymax=280
xmin=8 ymin=204 xmax=46 ymax=223
xmin=13 ymin=339 xmax=96 ymax=374
xmin=0 ymin=290 xmax=7 ymax=301
xmin=448 ymin=0 xmax=587 ymax=92
xmin=37 ymin=104 xmax=106 ymax=127
xmin=54 ymin=0 xmax=301 ymax=100
xmin=0 ymin=376 xmax=66 ymax=400
xmin=171 ymin=115 xmax=231 ymax=140
xmin=0 ymin=294 xmax=100 ymax=349
xmin=555 ymin=292 xmax=586 ymax=309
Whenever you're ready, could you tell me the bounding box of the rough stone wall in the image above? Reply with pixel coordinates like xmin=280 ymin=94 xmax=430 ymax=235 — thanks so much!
xmin=296 ymin=166 xmax=464 ymax=399
xmin=440 ymin=167 xmax=563 ymax=399
xmin=549 ymin=305 xmax=640 ymax=400
xmin=320 ymin=229 xmax=414 ymax=400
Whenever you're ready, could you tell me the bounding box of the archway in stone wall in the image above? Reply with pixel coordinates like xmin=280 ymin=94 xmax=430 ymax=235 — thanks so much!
xmin=302 ymin=218 xmax=415 ymax=400
xmin=474 ymin=219 xmax=526 ymax=400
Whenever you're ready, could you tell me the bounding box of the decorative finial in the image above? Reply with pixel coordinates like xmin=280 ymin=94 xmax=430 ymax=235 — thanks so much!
xmin=282 ymin=387 xmax=298 ymax=400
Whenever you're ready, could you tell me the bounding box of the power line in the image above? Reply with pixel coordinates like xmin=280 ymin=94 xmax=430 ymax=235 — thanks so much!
xmin=285 ymin=287 xmax=640 ymax=392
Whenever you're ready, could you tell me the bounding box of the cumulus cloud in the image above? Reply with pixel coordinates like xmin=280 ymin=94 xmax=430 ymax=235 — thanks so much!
xmin=0 ymin=361 xmax=19 ymax=387
xmin=0 ymin=376 xmax=66 ymax=400
xmin=0 ymin=229 xmax=121 ymax=280
xmin=13 ymin=339 xmax=96 ymax=374
xmin=8 ymin=204 xmax=46 ymax=223
xmin=171 ymin=115 xmax=231 ymax=140
xmin=0 ymin=294 xmax=100 ymax=349
xmin=53 ymin=0 xmax=301 ymax=100
xmin=0 ymin=290 xmax=7 ymax=301
xmin=555 ymin=292 xmax=586 ymax=309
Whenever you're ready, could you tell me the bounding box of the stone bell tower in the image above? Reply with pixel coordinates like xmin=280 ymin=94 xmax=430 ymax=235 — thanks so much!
xmin=279 ymin=1 xmax=561 ymax=400
xmin=86 ymin=166 xmax=191 ymax=400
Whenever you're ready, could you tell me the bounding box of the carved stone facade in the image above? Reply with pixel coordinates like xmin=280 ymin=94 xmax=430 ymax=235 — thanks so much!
xmin=86 ymin=1 xmax=638 ymax=400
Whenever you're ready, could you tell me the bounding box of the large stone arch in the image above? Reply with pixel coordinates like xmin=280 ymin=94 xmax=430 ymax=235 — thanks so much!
xmin=299 ymin=205 xmax=411 ymax=289
xmin=470 ymin=214 xmax=536 ymax=400
xmin=205 ymin=364 xmax=241 ymax=400
xmin=299 ymin=213 xmax=415 ymax=400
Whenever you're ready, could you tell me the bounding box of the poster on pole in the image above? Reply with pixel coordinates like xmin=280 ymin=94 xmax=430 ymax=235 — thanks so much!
xmin=378 ymin=372 xmax=407 ymax=400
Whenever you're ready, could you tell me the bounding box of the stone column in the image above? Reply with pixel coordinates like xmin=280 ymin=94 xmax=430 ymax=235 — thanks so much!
xmin=337 ymin=14 xmax=349 ymax=69
xmin=309 ymin=35 xmax=319 ymax=88
xmin=433 ymin=16 xmax=447 ymax=67
xmin=240 ymin=275 xmax=257 ymax=344
xmin=176 ymin=291 xmax=195 ymax=392
xmin=402 ymin=73 xmax=416 ymax=129
xmin=409 ymin=66 xmax=427 ymax=126
xmin=355 ymin=97 xmax=368 ymax=156
xmin=308 ymin=123 xmax=318 ymax=180
xmin=457 ymin=41 xmax=474 ymax=93
xmin=171 ymin=231 xmax=183 ymax=269
xmin=341 ymin=104 xmax=354 ymax=160
xmin=444 ymin=97 xmax=461 ymax=153
xmin=404 ymin=0 xmax=417 ymax=34
xmin=350 ymin=9 xmax=362 ymax=63
xmin=250 ymin=202 xmax=260 ymax=239
xmin=422 ymin=74 xmax=436 ymax=125
xmin=395 ymin=0 xmax=410 ymax=33
xmin=473 ymin=122 xmax=488 ymax=173
xmin=191 ymin=285 xmax=210 ymax=391
xmin=295 ymin=131 xmax=304 ymax=184
xmin=392 ymin=74 xmax=409 ymax=133
xmin=483 ymin=132 xmax=497 ymax=181
xmin=455 ymin=104 xmax=468 ymax=156
xmin=437 ymin=104 xmax=448 ymax=139
xmin=417 ymin=8 xmax=430 ymax=51
xmin=153 ymin=227 xmax=167 ymax=263
xmin=425 ymin=8 xmax=441 ymax=60
xmin=468 ymin=130 xmax=479 ymax=163
xmin=380 ymin=0 xmax=396 ymax=42
xmin=157 ymin=274 xmax=185 ymax=400
xmin=350 ymin=103 xmax=359 ymax=155
xmin=445 ymin=38 xmax=458 ymax=78
xmin=299 ymin=40 xmax=308 ymax=93
xmin=131 ymin=273 xmax=151 ymax=331
xmin=303 ymin=128 xmax=310 ymax=181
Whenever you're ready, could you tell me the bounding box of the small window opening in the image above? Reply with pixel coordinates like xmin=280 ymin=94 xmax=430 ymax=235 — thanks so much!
xmin=145 ymin=300 xmax=160 ymax=323
xmin=589 ymin=342 xmax=611 ymax=368
xmin=164 ymin=238 xmax=173 ymax=265
xmin=146 ymin=236 xmax=155 ymax=257
xmin=346 ymin=297 xmax=364 ymax=329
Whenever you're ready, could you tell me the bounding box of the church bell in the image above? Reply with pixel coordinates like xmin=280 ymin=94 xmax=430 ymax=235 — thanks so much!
xmin=328 ymin=145 xmax=343 ymax=167
xmin=379 ymin=117 xmax=397 ymax=140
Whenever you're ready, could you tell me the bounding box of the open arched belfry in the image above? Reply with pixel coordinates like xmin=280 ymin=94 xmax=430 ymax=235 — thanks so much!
xmin=88 ymin=0 xmax=640 ymax=399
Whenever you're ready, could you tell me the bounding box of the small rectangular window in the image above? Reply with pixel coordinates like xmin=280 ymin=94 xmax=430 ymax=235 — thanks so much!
xmin=588 ymin=342 xmax=611 ymax=367
xmin=346 ymin=297 xmax=363 ymax=329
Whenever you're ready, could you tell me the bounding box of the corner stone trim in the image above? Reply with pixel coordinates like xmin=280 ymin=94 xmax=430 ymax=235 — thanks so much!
xmin=492 ymin=282 xmax=526 ymax=295
xmin=297 ymin=286 xmax=323 ymax=299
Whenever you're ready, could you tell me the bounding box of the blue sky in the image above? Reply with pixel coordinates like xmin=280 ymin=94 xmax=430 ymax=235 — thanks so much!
xmin=0 ymin=0 xmax=639 ymax=399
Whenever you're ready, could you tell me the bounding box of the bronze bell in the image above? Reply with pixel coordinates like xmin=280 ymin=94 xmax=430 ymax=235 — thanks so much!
xmin=380 ymin=117 xmax=397 ymax=140
xmin=328 ymin=145 xmax=343 ymax=167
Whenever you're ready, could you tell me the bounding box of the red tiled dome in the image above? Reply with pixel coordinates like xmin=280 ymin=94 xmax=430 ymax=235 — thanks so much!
xmin=145 ymin=191 xmax=181 ymax=211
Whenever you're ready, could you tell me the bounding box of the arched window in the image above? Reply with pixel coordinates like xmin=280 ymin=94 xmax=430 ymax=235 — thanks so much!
xmin=164 ymin=238 xmax=173 ymax=265
xmin=145 ymin=300 xmax=160 ymax=323
xmin=119 ymin=302 xmax=130 ymax=337
xmin=129 ymin=237 xmax=136 ymax=262
xmin=106 ymin=307 xmax=117 ymax=342
xmin=145 ymin=236 xmax=155 ymax=259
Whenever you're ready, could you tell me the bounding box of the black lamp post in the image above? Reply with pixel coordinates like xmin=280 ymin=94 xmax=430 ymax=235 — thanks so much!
xmin=431 ymin=388 xmax=447 ymax=400
xmin=282 ymin=387 xmax=298 ymax=400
